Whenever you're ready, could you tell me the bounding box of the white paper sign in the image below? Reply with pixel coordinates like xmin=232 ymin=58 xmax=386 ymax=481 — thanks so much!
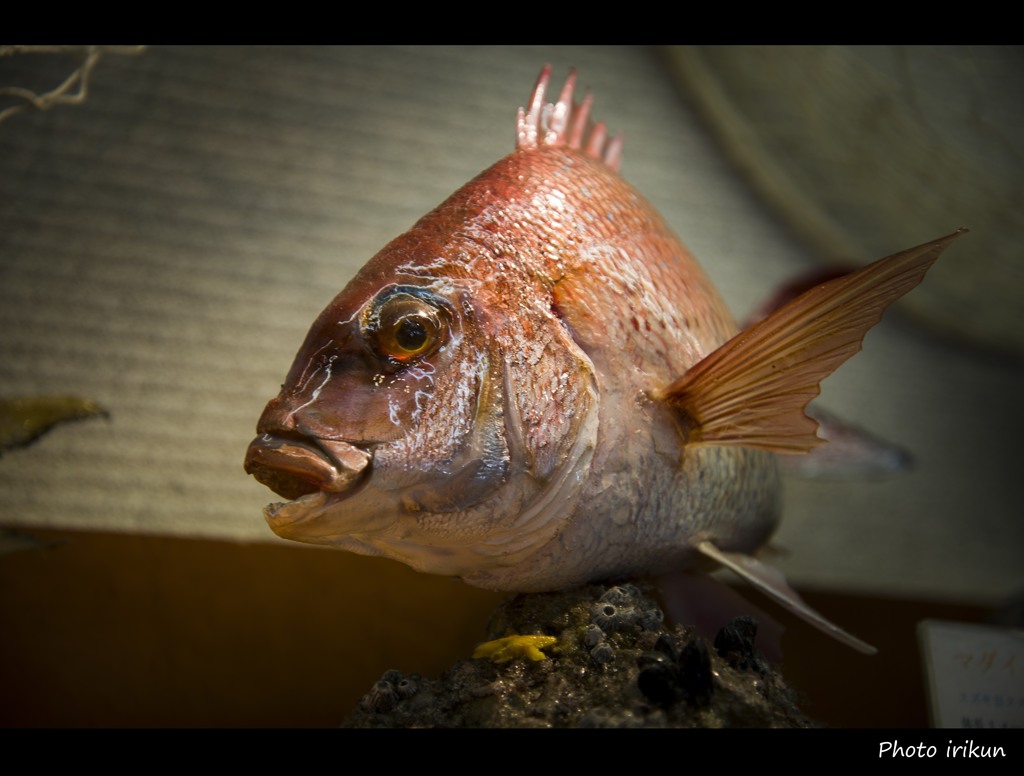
xmin=919 ymin=619 xmax=1024 ymax=728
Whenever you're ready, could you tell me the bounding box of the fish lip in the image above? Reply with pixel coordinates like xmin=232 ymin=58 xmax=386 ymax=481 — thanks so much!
xmin=262 ymin=476 xmax=375 ymax=533
xmin=263 ymin=489 xmax=328 ymax=526
xmin=244 ymin=432 xmax=372 ymax=503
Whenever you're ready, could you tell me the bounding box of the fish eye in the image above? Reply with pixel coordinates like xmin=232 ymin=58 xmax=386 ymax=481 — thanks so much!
xmin=366 ymin=288 xmax=449 ymax=367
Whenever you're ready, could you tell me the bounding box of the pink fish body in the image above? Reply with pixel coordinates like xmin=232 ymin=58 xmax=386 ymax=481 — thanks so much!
xmin=245 ymin=67 xmax=962 ymax=652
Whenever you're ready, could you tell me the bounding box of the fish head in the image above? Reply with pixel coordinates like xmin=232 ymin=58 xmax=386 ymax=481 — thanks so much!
xmin=244 ymin=184 xmax=601 ymax=584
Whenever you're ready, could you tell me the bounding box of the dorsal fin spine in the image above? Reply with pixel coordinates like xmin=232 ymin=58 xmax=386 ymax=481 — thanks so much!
xmin=516 ymin=65 xmax=624 ymax=172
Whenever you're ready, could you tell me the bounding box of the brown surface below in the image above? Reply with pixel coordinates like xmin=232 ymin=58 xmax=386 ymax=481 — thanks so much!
xmin=0 ymin=528 xmax=990 ymax=727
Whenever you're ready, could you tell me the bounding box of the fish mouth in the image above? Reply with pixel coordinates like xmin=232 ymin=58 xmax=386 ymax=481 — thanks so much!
xmin=244 ymin=432 xmax=372 ymax=504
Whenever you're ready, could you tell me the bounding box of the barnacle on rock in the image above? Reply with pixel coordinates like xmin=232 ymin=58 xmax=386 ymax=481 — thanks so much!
xmin=594 ymin=584 xmax=664 ymax=633
xmin=598 ymin=585 xmax=639 ymax=607
xmin=360 ymin=669 xmax=420 ymax=712
xmin=361 ymin=678 xmax=400 ymax=713
xmin=387 ymin=670 xmax=419 ymax=700
xmin=590 ymin=641 xmax=615 ymax=665
xmin=583 ymin=623 xmax=604 ymax=647
xmin=591 ymin=601 xmax=638 ymax=633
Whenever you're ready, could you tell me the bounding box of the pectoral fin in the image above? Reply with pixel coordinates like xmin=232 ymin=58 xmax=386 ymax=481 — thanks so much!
xmin=657 ymin=230 xmax=966 ymax=454
xmin=693 ymin=539 xmax=877 ymax=655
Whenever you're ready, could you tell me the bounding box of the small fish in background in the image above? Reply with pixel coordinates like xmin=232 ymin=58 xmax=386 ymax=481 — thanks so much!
xmin=0 ymin=395 xmax=108 ymax=456
xmin=0 ymin=396 xmax=106 ymax=557
xmin=245 ymin=66 xmax=964 ymax=654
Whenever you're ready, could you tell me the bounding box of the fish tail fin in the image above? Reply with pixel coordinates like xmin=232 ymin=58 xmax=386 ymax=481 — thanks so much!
xmin=517 ymin=65 xmax=623 ymax=171
xmin=656 ymin=230 xmax=967 ymax=454
xmin=693 ymin=540 xmax=877 ymax=655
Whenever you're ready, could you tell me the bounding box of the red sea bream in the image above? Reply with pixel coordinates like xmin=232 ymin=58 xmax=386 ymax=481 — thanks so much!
xmin=244 ymin=67 xmax=963 ymax=653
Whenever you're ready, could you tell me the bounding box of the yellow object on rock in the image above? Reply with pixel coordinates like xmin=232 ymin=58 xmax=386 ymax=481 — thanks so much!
xmin=472 ymin=635 xmax=558 ymax=663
